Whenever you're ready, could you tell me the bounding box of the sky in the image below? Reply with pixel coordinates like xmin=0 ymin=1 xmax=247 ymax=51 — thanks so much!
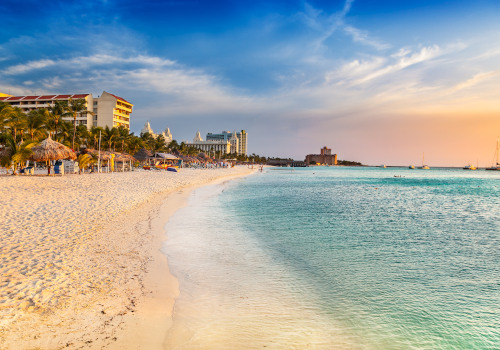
xmin=1 ymin=0 xmax=500 ymax=166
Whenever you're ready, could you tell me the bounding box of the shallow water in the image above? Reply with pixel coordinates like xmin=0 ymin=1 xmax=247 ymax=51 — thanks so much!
xmin=163 ymin=167 xmax=500 ymax=349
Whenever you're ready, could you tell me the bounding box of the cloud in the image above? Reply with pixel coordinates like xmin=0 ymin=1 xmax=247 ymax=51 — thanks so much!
xmin=5 ymin=54 xmax=175 ymax=75
xmin=300 ymin=1 xmax=389 ymax=53
xmin=343 ymin=25 xmax=391 ymax=50
xmin=7 ymin=59 xmax=56 ymax=75
xmin=325 ymin=45 xmax=442 ymax=87
xmin=450 ymin=69 xmax=500 ymax=93
xmin=1 ymin=52 xmax=278 ymax=121
xmin=341 ymin=0 xmax=355 ymax=16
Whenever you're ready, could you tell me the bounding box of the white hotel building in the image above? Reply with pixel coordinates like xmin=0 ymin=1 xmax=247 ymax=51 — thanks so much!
xmin=0 ymin=91 xmax=133 ymax=130
xmin=186 ymin=130 xmax=248 ymax=155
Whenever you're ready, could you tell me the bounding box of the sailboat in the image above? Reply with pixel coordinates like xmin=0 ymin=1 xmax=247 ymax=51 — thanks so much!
xmin=418 ymin=153 xmax=430 ymax=169
xmin=408 ymin=165 xmax=415 ymax=169
xmin=486 ymin=138 xmax=500 ymax=171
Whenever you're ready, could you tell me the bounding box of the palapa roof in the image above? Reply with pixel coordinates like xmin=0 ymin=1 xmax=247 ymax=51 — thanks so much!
xmin=30 ymin=136 xmax=76 ymax=161
xmin=83 ymin=149 xmax=135 ymax=162
xmin=134 ymin=148 xmax=153 ymax=161
xmin=114 ymin=152 xmax=136 ymax=162
xmin=181 ymin=156 xmax=199 ymax=163
xmin=154 ymin=152 xmax=178 ymax=160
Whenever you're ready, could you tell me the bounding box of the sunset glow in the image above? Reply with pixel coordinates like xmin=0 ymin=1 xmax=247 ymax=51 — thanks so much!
xmin=1 ymin=0 xmax=499 ymax=165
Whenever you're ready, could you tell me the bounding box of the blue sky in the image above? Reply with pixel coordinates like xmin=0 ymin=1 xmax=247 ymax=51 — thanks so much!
xmin=1 ymin=0 xmax=500 ymax=165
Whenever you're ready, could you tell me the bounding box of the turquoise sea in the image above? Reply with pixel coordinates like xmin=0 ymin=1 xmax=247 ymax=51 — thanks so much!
xmin=163 ymin=167 xmax=500 ymax=349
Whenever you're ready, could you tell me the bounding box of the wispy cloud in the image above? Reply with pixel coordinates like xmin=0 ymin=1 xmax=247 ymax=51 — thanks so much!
xmin=325 ymin=45 xmax=442 ymax=87
xmin=449 ymin=69 xmax=500 ymax=93
xmin=343 ymin=25 xmax=391 ymax=50
xmin=300 ymin=0 xmax=389 ymax=52
xmin=7 ymin=59 xmax=56 ymax=75
xmin=5 ymin=55 xmax=175 ymax=75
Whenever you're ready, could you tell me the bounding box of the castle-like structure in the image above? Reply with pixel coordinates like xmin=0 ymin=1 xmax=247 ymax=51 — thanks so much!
xmin=140 ymin=121 xmax=172 ymax=144
xmin=305 ymin=146 xmax=337 ymax=165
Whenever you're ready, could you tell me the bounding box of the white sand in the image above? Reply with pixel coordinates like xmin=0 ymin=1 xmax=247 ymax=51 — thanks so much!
xmin=0 ymin=167 xmax=255 ymax=349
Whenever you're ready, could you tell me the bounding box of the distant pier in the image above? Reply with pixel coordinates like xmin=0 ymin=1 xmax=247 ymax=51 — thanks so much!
xmin=267 ymin=159 xmax=307 ymax=167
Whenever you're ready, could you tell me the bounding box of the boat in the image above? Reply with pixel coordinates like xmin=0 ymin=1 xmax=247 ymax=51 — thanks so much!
xmin=418 ymin=153 xmax=430 ymax=169
xmin=409 ymin=165 xmax=415 ymax=169
xmin=463 ymin=164 xmax=476 ymax=170
xmin=167 ymin=167 xmax=178 ymax=172
xmin=486 ymin=138 xmax=500 ymax=171
xmin=379 ymin=165 xmax=387 ymax=168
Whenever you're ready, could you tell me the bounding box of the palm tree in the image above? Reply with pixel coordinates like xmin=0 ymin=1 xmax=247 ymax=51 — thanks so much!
xmin=0 ymin=135 xmax=34 ymax=175
xmin=1 ymin=106 xmax=26 ymax=142
xmin=152 ymin=135 xmax=167 ymax=154
xmin=167 ymin=139 xmax=179 ymax=153
xmin=116 ymin=126 xmax=131 ymax=152
xmin=26 ymin=109 xmax=47 ymax=141
xmin=126 ymin=136 xmax=144 ymax=155
xmin=0 ymin=101 xmax=9 ymax=127
xmin=57 ymin=120 xmax=74 ymax=147
xmin=44 ymin=101 xmax=66 ymax=140
xmin=64 ymin=98 xmax=94 ymax=150
xmin=140 ymin=132 xmax=156 ymax=150
xmin=75 ymin=124 xmax=89 ymax=149
xmin=89 ymin=126 xmax=104 ymax=149
xmin=77 ymin=153 xmax=95 ymax=174
xmin=102 ymin=126 xmax=119 ymax=151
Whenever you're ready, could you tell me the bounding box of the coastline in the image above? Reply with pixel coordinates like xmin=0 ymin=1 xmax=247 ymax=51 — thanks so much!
xmin=103 ymin=169 xmax=258 ymax=349
xmin=0 ymin=167 xmax=256 ymax=349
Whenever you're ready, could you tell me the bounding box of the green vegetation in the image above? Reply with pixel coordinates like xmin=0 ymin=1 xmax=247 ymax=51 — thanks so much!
xmin=337 ymin=159 xmax=363 ymax=166
xmin=0 ymin=100 xmax=270 ymax=174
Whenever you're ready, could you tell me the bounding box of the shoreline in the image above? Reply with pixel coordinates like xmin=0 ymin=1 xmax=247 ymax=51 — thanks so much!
xmin=0 ymin=167 xmax=256 ymax=349
xmin=105 ymin=169 xmax=258 ymax=349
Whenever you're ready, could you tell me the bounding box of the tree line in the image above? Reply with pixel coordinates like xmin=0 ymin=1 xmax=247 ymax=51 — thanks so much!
xmin=0 ymin=98 xmax=267 ymax=172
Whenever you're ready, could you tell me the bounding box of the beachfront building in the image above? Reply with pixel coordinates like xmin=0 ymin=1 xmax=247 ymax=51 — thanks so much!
xmin=305 ymin=146 xmax=338 ymax=165
xmin=93 ymin=91 xmax=133 ymax=129
xmin=206 ymin=130 xmax=247 ymax=155
xmin=0 ymin=91 xmax=133 ymax=130
xmin=186 ymin=131 xmax=231 ymax=155
xmin=140 ymin=122 xmax=173 ymax=144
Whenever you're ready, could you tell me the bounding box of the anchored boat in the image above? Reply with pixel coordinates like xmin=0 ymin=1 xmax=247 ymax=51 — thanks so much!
xmin=486 ymin=138 xmax=500 ymax=171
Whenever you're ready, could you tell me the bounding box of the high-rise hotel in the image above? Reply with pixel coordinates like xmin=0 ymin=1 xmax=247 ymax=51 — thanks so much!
xmin=206 ymin=130 xmax=247 ymax=155
xmin=0 ymin=91 xmax=133 ymax=130
xmin=186 ymin=130 xmax=248 ymax=155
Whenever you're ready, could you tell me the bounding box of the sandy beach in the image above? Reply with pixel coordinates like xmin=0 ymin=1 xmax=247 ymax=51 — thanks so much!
xmin=0 ymin=166 xmax=254 ymax=349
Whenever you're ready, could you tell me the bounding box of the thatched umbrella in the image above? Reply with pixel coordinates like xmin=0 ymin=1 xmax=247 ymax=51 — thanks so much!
xmin=133 ymin=148 xmax=153 ymax=163
xmin=31 ymin=136 xmax=76 ymax=174
xmin=114 ymin=152 xmax=136 ymax=162
xmin=111 ymin=152 xmax=135 ymax=172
